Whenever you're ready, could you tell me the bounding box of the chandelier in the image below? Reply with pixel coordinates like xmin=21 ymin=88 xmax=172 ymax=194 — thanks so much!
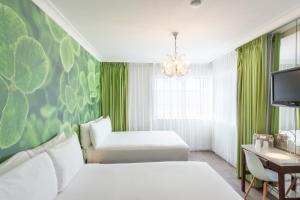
xmin=163 ymin=32 xmax=189 ymax=77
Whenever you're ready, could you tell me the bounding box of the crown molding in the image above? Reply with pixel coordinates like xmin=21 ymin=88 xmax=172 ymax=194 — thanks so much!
xmin=32 ymin=0 xmax=102 ymax=61
xmin=32 ymin=0 xmax=300 ymax=64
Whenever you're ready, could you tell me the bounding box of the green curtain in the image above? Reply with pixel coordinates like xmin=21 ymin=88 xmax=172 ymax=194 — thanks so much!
xmin=236 ymin=36 xmax=268 ymax=177
xmin=100 ymin=62 xmax=128 ymax=131
xmin=297 ymin=109 xmax=300 ymax=129
xmin=270 ymin=33 xmax=281 ymax=133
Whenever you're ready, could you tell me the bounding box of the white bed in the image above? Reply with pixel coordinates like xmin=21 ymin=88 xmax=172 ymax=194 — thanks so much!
xmin=84 ymin=131 xmax=189 ymax=163
xmin=55 ymin=161 xmax=242 ymax=200
xmin=0 ymin=134 xmax=241 ymax=200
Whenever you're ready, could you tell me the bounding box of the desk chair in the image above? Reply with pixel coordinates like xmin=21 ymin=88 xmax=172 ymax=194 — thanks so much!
xmin=243 ymin=149 xmax=278 ymax=200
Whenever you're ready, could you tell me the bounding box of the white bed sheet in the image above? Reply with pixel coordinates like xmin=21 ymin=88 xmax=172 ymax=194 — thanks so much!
xmin=99 ymin=131 xmax=188 ymax=150
xmin=56 ymin=161 xmax=242 ymax=200
xmin=85 ymin=131 xmax=189 ymax=163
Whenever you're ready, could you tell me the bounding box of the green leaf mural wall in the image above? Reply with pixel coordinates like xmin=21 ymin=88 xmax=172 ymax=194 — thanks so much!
xmin=0 ymin=0 xmax=101 ymax=162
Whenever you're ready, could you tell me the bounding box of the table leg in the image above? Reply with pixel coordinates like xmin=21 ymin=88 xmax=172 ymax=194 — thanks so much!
xmin=291 ymin=176 xmax=297 ymax=191
xmin=241 ymin=148 xmax=246 ymax=192
xmin=278 ymin=172 xmax=285 ymax=200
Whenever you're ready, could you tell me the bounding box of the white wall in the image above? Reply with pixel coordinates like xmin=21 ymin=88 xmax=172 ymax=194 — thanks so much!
xmin=212 ymin=51 xmax=237 ymax=166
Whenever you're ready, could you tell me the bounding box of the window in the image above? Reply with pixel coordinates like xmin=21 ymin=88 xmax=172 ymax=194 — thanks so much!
xmin=153 ymin=76 xmax=213 ymax=120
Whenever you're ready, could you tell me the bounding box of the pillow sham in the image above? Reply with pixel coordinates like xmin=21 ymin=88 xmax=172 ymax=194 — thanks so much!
xmin=80 ymin=116 xmax=103 ymax=149
xmin=0 ymin=151 xmax=30 ymax=176
xmin=26 ymin=132 xmax=66 ymax=158
xmin=0 ymin=153 xmax=58 ymax=200
xmin=47 ymin=134 xmax=84 ymax=192
xmin=90 ymin=117 xmax=112 ymax=149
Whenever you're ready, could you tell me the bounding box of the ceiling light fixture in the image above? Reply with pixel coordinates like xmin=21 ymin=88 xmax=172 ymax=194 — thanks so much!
xmin=163 ymin=32 xmax=189 ymax=77
xmin=190 ymin=0 xmax=202 ymax=8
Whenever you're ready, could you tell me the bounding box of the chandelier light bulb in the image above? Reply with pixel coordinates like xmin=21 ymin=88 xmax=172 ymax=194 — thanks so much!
xmin=163 ymin=32 xmax=189 ymax=77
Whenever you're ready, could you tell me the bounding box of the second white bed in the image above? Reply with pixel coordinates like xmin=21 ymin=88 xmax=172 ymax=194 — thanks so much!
xmin=85 ymin=131 xmax=189 ymax=163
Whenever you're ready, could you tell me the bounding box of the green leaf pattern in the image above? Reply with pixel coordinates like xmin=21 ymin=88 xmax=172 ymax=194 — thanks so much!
xmin=15 ymin=36 xmax=50 ymax=93
xmin=40 ymin=105 xmax=56 ymax=119
xmin=46 ymin=16 xmax=66 ymax=42
xmin=0 ymin=1 xmax=100 ymax=161
xmin=0 ymin=90 xmax=28 ymax=148
xmin=0 ymin=3 xmax=27 ymax=79
xmin=60 ymin=36 xmax=75 ymax=72
xmin=0 ymin=77 xmax=8 ymax=112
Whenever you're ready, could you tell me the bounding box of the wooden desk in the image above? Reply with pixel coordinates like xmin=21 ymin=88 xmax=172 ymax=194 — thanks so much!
xmin=241 ymin=145 xmax=300 ymax=200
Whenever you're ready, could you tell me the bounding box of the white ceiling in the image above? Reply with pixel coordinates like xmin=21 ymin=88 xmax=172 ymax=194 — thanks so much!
xmin=47 ymin=0 xmax=300 ymax=63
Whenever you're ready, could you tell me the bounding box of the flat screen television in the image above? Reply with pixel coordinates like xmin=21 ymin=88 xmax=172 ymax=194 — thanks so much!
xmin=272 ymin=67 xmax=300 ymax=107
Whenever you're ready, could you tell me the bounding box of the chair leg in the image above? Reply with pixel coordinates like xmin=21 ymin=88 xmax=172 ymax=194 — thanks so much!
xmin=263 ymin=182 xmax=268 ymax=200
xmin=244 ymin=177 xmax=256 ymax=200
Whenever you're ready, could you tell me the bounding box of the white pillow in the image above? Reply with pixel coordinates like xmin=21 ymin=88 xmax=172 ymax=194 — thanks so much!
xmin=80 ymin=117 xmax=102 ymax=149
xmin=90 ymin=117 xmax=112 ymax=149
xmin=0 ymin=151 xmax=30 ymax=176
xmin=47 ymin=134 xmax=84 ymax=192
xmin=0 ymin=153 xmax=58 ymax=200
xmin=26 ymin=132 xmax=66 ymax=157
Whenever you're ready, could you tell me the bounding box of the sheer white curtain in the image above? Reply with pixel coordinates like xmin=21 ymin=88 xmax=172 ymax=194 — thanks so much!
xmin=279 ymin=107 xmax=295 ymax=131
xmin=128 ymin=63 xmax=213 ymax=150
xmin=212 ymin=51 xmax=237 ymax=166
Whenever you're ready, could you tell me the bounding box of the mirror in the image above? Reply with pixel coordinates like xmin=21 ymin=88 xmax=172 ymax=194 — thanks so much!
xmin=269 ymin=19 xmax=300 ymax=154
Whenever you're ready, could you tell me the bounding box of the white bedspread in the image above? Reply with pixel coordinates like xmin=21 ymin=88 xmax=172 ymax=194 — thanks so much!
xmin=100 ymin=131 xmax=188 ymax=150
xmin=56 ymin=162 xmax=242 ymax=200
xmin=86 ymin=131 xmax=189 ymax=163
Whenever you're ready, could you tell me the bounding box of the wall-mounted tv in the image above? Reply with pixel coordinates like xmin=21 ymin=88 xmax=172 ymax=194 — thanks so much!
xmin=272 ymin=67 xmax=300 ymax=107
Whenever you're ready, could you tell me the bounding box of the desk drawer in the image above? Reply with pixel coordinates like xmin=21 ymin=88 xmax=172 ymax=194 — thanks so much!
xmin=259 ymin=157 xmax=269 ymax=167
